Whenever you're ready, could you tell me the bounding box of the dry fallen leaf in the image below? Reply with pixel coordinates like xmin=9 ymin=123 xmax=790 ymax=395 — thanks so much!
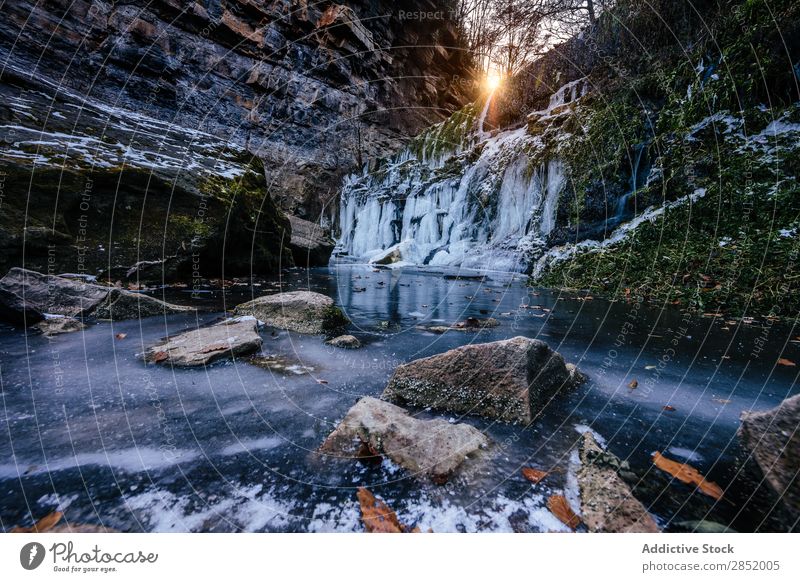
xmin=652 ymin=451 xmax=724 ymax=500
xmin=11 ymin=511 xmax=63 ymax=533
xmin=115 ymin=333 xmax=127 ymax=340
xmin=522 ymin=467 xmax=549 ymax=484
xmin=317 ymin=379 xmax=329 ymax=385
xmin=777 ymin=358 xmax=796 ymax=367
xmin=547 ymin=495 xmax=581 ymax=530
xmin=357 ymin=488 xmax=411 ymax=533
xmin=628 ymin=379 xmax=639 ymax=389
xmin=152 ymin=351 xmax=169 ymax=363
xmin=663 ymin=405 xmax=676 ymax=412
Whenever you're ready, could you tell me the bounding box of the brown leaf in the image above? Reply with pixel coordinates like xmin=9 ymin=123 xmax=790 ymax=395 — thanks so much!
xmin=547 ymin=495 xmax=581 ymax=530
xmin=521 ymin=467 xmax=549 ymax=484
xmin=652 ymin=451 xmax=724 ymax=500
xmin=11 ymin=511 xmax=63 ymax=533
xmin=357 ymin=488 xmax=408 ymax=533
xmin=663 ymin=405 xmax=676 ymax=412
xmin=151 ymin=351 xmax=169 ymax=363
xmin=115 ymin=333 xmax=127 ymax=340
xmin=628 ymin=379 xmax=639 ymax=389
xmin=777 ymin=358 xmax=796 ymax=367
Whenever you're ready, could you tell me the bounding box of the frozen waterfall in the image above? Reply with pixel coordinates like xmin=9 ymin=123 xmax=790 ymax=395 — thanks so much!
xmin=333 ymin=79 xmax=588 ymax=272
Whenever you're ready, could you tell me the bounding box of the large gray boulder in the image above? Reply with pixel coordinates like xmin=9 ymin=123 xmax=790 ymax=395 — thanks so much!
xmin=576 ymin=432 xmax=659 ymax=533
xmin=0 ymin=268 xmax=191 ymax=322
xmin=144 ymin=317 xmax=262 ymax=367
xmin=739 ymin=394 xmax=800 ymax=522
xmin=319 ymin=397 xmax=489 ymax=484
xmin=382 ymin=336 xmax=585 ymax=424
xmin=234 ymin=291 xmax=349 ymax=334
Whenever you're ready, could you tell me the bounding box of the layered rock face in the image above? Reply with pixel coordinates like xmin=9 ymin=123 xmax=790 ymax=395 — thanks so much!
xmin=0 ymin=0 xmax=471 ymax=277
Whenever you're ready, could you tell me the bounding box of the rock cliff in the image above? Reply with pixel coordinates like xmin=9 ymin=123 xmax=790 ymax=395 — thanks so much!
xmin=0 ymin=0 xmax=472 ymax=278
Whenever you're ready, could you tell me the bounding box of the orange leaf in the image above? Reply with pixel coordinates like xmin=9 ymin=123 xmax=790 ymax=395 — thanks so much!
xmin=357 ymin=488 xmax=407 ymax=533
xmin=663 ymin=405 xmax=676 ymax=412
xmin=777 ymin=358 xmax=796 ymax=367
xmin=628 ymin=379 xmax=638 ymax=389
xmin=522 ymin=467 xmax=549 ymax=484
xmin=115 ymin=333 xmax=127 ymax=340
xmin=547 ymin=495 xmax=581 ymax=530
xmin=652 ymin=451 xmax=724 ymax=500
xmin=152 ymin=351 xmax=169 ymax=362
xmin=11 ymin=511 xmax=63 ymax=533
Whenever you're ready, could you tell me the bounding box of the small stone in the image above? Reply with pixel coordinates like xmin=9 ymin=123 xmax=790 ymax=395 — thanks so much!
xmin=325 ymin=334 xmax=361 ymax=349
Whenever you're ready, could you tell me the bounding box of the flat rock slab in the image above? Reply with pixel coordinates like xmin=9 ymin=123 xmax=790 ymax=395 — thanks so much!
xmin=145 ymin=317 xmax=262 ymax=367
xmin=234 ymin=290 xmax=349 ymax=334
xmin=576 ymin=432 xmax=659 ymax=533
xmin=0 ymin=268 xmax=192 ymax=321
xmin=383 ymin=336 xmax=584 ymax=424
xmin=319 ymin=397 xmax=489 ymax=484
xmin=739 ymin=394 xmax=800 ymax=521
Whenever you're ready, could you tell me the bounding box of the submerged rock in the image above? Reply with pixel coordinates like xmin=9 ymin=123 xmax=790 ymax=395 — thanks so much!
xmin=423 ymin=317 xmax=500 ymax=334
xmin=382 ymin=336 xmax=584 ymax=424
xmin=576 ymin=432 xmax=659 ymax=533
xmin=35 ymin=316 xmax=86 ymax=336
xmin=234 ymin=291 xmax=349 ymax=334
xmin=325 ymin=334 xmax=361 ymax=349
xmin=0 ymin=268 xmax=191 ymax=321
xmin=145 ymin=317 xmax=262 ymax=367
xmin=319 ymin=396 xmax=489 ymax=484
xmin=739 ymin=394 xmax=800 ymax=522
xmin=288 ymin=216 xmax=335 ymax=267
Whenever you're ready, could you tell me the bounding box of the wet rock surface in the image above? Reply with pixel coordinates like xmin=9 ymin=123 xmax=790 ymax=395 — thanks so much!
xmin=576 ymin=432 xmax=659 ymax=533
xmin=235 ymin=291 xmax=349 ymax=334
xmin=0 ymin=268 xmax=191 ymax=321
xmin=144 ymin=317 xmax=262 ymax=367
xmin=319 ymin=396 xmax=489 ymax=484
xmin=383 ymin=336 xmax=584 ymax=423
xmin=739 ymin=394 xmax=800 ymax=522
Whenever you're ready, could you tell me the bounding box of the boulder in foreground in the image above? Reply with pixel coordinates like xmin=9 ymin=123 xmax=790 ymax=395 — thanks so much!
xmin=145 ymin=317 xmax=262 ymax=367
xmin=319 ymin=397 xmax=489 ymax=484
xmin=739 ymin=394 xmax=800 ymax=522
xmin=382 ymin=336 xmax=585 ymax=424
xmin=576 ymin=432 xmax=659 ymax=533
xmin=234 ymin=291 xmax=349 ymax=334
xmin=0 ymin=268 xmax=191 ymax=323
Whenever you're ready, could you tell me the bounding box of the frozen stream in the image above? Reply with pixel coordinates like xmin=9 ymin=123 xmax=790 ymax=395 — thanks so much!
xmin=0 ymin=266 xmax=796 ymax=532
